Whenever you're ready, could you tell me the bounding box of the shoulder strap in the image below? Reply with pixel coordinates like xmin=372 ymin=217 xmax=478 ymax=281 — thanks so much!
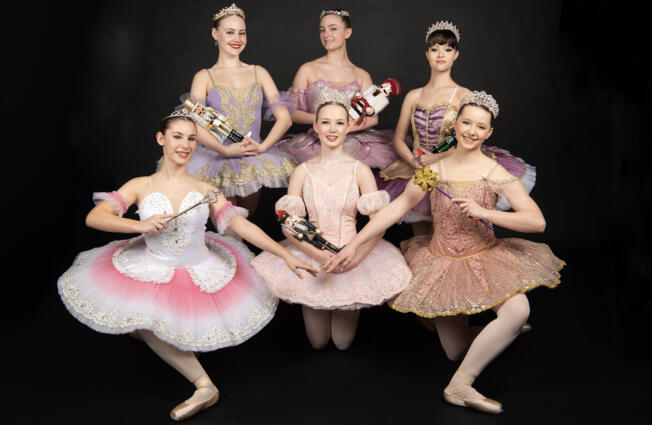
xmin=438 ymin=161 xmax=446 ymax=180
xmin=353 ymin=160 xmax=359 ymax=176
xmin=148 ymin=176 xmax=154 ymax=191
xmin=483 ymin=161 xmax=500 ymax=179
xmin=205 ymin=69 xmax=217 ymax=88
xmin=301 ymin=162 xmax=311 ymax=175
xmin=253 ymin=65 xmax=258 ymax=84
xmin=416 ymin=88 xmax=424 ymax=102
xmin=448 ymin=86 xmax=459 ymax=103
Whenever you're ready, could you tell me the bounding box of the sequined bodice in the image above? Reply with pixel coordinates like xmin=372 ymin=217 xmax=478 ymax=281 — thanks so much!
xmin=412 ymin=104 xmax=458 ymax=152
xmin=429 ymin=180 xmax=498 ymax=258
xmin=303 ymin=79 xmax=360 ymax=113
xmin=138 ymin=192 xmax=210 ymax=266
xmin=206 ymin=84 xmax=262 ymax=140
xmin=302 ymin=164 xmax=360 ymax=247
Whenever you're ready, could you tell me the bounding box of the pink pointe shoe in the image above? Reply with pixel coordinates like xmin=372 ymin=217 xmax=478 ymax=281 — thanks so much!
xmin=443 ymin=370 xmax=503 ymax=414
xmin=170 ymin=375 xmax=220 ymax=421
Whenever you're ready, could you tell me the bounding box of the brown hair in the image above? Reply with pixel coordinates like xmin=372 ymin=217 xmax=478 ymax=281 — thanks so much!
xmin=458 ymin=103 xmax=494 ymax=125
xmin=315 ymin=102 xmax=349 ymax=120
xmin=427 ymin=30 xmax=458 ymax=50
xmin=159 ymin=115 xmax=196 ymax=134
xmin=213 ymin=13 xmax=245 ymax=30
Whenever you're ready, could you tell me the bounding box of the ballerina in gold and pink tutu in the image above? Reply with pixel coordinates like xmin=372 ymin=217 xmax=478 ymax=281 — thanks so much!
xmin=57 ymin=111 xmax=316 ymax=421
xmin=326 ymin=91 xmax=564 ymax=414
xmin=252 ymin=89 xmax=412 ymax=350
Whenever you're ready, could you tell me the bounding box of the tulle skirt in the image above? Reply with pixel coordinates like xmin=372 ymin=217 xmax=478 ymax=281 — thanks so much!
xmin=277 ymin=128 xmax=398 ymax=169
xmin=251 ymin=239 xmax=412 ymax=310
xmin=186 ymin=141 xmax=299 ymax=198
xmin=388 ymin=236 xmax=564 ymax=317
xmin=377 ymin=145 xmax=537 ymax=222
xmin=57 ymin=232 xmax=278 ymax=352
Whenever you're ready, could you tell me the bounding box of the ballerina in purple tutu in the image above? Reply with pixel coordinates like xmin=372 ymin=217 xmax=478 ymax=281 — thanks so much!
xmin=276 ymin=9 xmax=398 ymax=169
xmin=377 ymin=21 xmax=536 ymax=234
xmin=183 ymin=3 xmax=298 ymax=212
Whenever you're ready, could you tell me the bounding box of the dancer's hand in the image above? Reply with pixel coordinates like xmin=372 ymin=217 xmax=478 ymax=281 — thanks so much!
xmin=222 ymin=141 xmax=258 ymax=157
xmin=137 ymin=214 xmax=175 ymax=233
xmin=284 ymin=255 xmax=319 ymax=278
xmin=452 ymin=197 xmax=487 ymax=221
xmin=244 ymin=136 xmax=268 ymax=153
xmin=323 ymin=243 xmax=358 ymax=273
xmin=416 ymin=150 xmax=439 ymax=167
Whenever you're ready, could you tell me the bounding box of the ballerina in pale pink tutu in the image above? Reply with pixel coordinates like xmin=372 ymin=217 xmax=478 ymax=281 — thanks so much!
xmin=276 ymin=9 xmax=398 ymax=169
xmin=377 ymin=21 xmax=536 ymax=235
xmin=58 ymin=112 xmax=316 ymax=421
xmin=252 ymin=89 xmax=412 ymax=350
xmin=326 ymin=91 xmax=564 ymax=413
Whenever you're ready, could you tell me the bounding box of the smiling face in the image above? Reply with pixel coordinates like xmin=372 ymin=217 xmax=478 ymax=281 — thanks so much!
xmin=426 ymin=43 xmax=459 ymax=72
xmin=156 ymin=118 xmax=197 ymax=165
xmin=212 ymin=15 xmax=247 ymax=55
xmin=453 ymin=105 xmax=493 ymax=151
xmin=313 ymin=103 xmax=349 ymax=149
xmin=319 ymin=14 xmax=351 ymax=51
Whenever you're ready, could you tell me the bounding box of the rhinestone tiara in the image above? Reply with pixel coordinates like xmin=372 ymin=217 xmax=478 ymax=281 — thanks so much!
xmin=213 ymin=3 xmax=245 ymax=22
xmin=319 ymin=9 xmax=350 ymax=19
xmin=165 ymin=109 xmax=192 ymax=119
xmin=425 ymin=20 xmax=460 ymax=43
xmin=460 ymin=91 xmax=499 ymax=118
xmin=317 ymin=88 xmax=350 ymax=109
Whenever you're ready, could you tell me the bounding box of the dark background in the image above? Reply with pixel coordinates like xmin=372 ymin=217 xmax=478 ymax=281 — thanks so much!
xmin=6 ymin=0 xmax=651 ymax=424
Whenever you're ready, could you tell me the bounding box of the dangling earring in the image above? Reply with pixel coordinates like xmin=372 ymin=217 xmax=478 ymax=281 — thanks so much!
xmin=214 ymin=40 xmax=218 ymax=46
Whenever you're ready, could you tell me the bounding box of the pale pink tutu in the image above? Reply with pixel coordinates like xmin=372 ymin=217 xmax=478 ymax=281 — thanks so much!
xmin=251 ymin=239 xmax=412 ymax=310
xmin=58 ymin=232 xmax=278 ymax=352
xmin=389 ymin=236 xmax=565 ymax=317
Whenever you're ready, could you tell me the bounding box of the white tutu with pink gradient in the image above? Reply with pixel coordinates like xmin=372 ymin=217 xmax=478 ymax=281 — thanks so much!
xmin=57 ymin=191 xmax=278 ymax=352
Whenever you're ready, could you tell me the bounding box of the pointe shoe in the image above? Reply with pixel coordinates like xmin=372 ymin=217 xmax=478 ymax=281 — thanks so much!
xmin=520 ymin=323 xmax=532 ymax=334
xmin=443 ymin=370 xmax=503 ymax=414
xmin=170 ymin=376 xmax=219 ymax=421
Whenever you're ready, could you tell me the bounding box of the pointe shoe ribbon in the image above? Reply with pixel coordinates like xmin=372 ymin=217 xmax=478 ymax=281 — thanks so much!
xmin=442 ymin=370 xmax=503 ymax=414
xmin=170 ymin=375 xmax=220 ymax=421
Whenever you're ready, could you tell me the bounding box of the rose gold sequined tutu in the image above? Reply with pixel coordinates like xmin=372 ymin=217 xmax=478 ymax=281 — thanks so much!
xmin=388 ymin=160 xmax=564 ymax=317
xmin=389 ymin=236 xmax=564 ymax=317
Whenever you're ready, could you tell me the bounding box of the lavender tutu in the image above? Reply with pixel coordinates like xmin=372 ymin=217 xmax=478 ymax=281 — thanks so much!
xmin=276 ymin=79 xmax=398 ymax=169
xmin=57 ymin=191 xmax=278 ymax=352
xmin=377 ymin=90 xmax=536 ymax=222
xmin=184 ymin=68 xmax=298 ymax=198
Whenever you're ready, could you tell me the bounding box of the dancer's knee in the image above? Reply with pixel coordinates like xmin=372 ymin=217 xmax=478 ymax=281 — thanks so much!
xmin=502 ymin=295 xmax=530 ymax=327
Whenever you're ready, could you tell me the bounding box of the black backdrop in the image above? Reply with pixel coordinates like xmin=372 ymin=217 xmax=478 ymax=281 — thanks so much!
xmin=7 ymin=0 xmax=651 ymax=424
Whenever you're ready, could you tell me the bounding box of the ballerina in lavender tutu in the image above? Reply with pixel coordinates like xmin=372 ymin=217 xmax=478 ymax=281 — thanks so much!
xmin=326 ymin=91 xmax=564 ymax=414
xmin=182 ymin=3 xmax=298 ymax=213
xmin=377 ymin=21 xmax=536 ymax=234
xmin=276 ymin=9 xmax=398 ymax=169
xmin=58 ymin=112 xmax=316 ymax=421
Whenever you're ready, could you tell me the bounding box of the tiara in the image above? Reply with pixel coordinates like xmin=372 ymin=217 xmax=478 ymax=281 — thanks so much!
xmin=319 ymin=9 xmax=350 ymax=19
xmin=213 ymin=3 xmax=245 ymax=22
xmin=460 ymin=91 xmax=499 ymax=118
xmin=425 ymin=20 xmax=460 ymax=43
xmin=317 ymin=88 xmax=350 ymax=109
xmin=165 ymin=109 xmax=192 ymax=119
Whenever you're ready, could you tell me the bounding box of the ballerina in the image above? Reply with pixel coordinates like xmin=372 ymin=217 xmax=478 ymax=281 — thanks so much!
xmin=183 ymin=3 xmax=298 ymax=213
xmin=377 ymin=21 xmax=536 ymax=234
xmin=276 ymin=9 xmax=398 ymax=169
xmin=251 ymin=89 xmax=412 ymax=350
xmin=326 ymin=91 xmax=564 ymax=413
xmin=58 ymin=111 xmax=316 ymax=421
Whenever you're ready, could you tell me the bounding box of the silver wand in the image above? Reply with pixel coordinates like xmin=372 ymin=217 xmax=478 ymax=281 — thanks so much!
xmin=166 ymin=190 xmax=221 ymax=223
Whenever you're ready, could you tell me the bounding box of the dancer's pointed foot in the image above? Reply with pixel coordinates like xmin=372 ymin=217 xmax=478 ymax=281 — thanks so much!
xmin=170 ymin=375 xmax=219 ymax=421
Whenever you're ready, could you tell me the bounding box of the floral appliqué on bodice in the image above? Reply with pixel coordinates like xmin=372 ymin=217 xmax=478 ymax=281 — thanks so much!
xmin=207 ymin=84 xmax=262 ymax=138
xmin=293 ymin=79 xmax=360 ymax=114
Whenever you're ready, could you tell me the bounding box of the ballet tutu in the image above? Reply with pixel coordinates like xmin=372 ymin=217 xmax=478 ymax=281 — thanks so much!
xmin=388 ymin=236 xmax=564 ymax=317
xmin=251 ymin=239 xmax=412 ymax=310
xmin=57 ymin=232 xmax=278 ymax=352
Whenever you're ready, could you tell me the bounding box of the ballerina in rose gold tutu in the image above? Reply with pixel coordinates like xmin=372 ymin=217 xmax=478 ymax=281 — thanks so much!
xmin=326 ymin=91 xmax=564 ymax=414
xmin=275 ymin=9 xmax=398 ymax=169
xmin=252 ymin=89 xmax=412 ymax=350
xmin=57 ymin=112 xmax=316 ymax=421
